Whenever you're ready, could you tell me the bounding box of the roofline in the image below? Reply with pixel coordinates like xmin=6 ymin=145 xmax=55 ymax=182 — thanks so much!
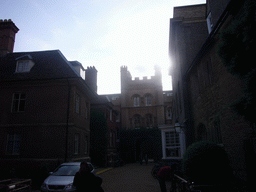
xmin=174 ymin=3 xmax=206 ymax=9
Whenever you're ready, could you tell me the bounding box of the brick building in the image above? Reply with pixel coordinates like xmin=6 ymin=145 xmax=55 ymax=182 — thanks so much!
xmin=0 ymin=20 xmax=97 ymax=174
xmin=91 ymin=95 xmax=118 ymax=166
xmin=170 ymin=0 xmax=254 ymax=183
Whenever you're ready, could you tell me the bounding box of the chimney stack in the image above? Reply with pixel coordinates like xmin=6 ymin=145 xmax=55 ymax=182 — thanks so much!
xmin=0 ymin=19 xmax=19 ymax=55
xmin=85 ymin=66 xmax=98 ymax=93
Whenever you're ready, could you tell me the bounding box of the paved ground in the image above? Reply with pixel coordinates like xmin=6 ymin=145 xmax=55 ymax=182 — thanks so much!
xmin=99 ymin=163 xmax=171 ymax=192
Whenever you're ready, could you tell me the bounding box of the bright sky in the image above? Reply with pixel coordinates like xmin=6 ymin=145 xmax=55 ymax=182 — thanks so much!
xmin=1 ymin=0 xmax=205 ymax=94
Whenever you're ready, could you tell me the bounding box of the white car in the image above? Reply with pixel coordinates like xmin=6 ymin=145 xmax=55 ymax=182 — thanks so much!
xmin=41 ymin=162 xmax=94 ymax=192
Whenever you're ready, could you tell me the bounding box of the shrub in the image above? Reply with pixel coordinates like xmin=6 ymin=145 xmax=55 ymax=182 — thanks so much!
xmin=182 ymin=141 xmax=232 ymax=184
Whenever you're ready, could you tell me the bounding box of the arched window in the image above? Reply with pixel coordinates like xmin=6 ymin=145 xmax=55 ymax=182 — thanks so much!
xmin=145 ymin=114 xmax=153 ymax=128
xmin=144 ymin=94 xmax=152 ymax=106
xmin=132 ymin=94 xmax=140 ymax=107
xmin=133 ymin=114 xmax=141 ymax=129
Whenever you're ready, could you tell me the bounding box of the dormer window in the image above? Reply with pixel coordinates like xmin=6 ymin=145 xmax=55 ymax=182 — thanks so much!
xmin=15 ymin=55 xmax=34 ymax=73
xmin=16 ymin=60 xmax=29 ymax=72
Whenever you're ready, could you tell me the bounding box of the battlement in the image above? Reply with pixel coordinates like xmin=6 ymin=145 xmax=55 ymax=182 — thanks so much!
xmin=133 ymin=76 xmax=155 ymax=81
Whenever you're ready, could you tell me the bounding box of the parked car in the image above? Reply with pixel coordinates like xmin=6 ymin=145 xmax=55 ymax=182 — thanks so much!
xmin=41 ymin=162 xmax=94 ymax=192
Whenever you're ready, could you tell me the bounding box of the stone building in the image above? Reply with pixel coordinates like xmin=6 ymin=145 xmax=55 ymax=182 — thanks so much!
xmin=120 ymin=66 xmax=166 ymax=129
xmin=169 ymin=3 xmax=209 ymax=146
xmin=103 ymin=66 xmax=173 ymax=161
xmin=105 ymin=66 xmax=173 ymax=130
xmin=170 ymin=0 xmax=255 ymax=183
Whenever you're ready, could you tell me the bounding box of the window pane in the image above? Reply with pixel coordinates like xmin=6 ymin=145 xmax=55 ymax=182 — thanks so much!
xmin=13 ymin=141 xmax=20 ymax=154
xmin=12 ymin=93 xmax=26 ymax=112
xmin=166 ymin=147 xmax=180 ymax=157
xmin=134 ymin=96 xmax=139 ymax=107
xmin=12 ymin=100 xmax=19 ymax=112
xmin=146 ymin=96 xmax=152 ymax=105
xmin=19 ymin=100 xmax=25 ymax=112
xmin=166 ymin=132 xmax=180 ymax=147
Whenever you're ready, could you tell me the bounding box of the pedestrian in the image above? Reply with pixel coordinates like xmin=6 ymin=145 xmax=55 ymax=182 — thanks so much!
xmin=157 ymin=165 xmax=173 ymax=192
xmin=139 ymin=153 xmax=143 ymax=165
xmin=73 ymin=161 xmax=104 ymax=192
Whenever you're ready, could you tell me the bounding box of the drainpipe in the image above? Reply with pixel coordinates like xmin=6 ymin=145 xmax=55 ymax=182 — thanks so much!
xmin=65 ymin=79 xmax=71 ymax=162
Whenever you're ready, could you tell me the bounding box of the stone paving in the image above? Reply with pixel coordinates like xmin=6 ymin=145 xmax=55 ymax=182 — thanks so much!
xmin=99 ymin=163 xmax=172 ymax=192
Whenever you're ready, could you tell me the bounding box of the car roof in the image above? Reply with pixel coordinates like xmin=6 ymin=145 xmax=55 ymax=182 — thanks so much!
xmin=60 ymin=162 xmax=92 ymax=166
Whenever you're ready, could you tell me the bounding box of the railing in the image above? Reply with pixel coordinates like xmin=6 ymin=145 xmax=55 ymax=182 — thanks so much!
xmin=172 ymin=174 xmax=192 ymax=192
xmin=172 ymin=174 xmax=231 ymax=192
xmin=0 ymin=179 xmax=31 ymax=192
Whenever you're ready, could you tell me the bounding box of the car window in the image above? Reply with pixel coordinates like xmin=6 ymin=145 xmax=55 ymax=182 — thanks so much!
xmin=52 ymin=165 xmax=80 ymax=176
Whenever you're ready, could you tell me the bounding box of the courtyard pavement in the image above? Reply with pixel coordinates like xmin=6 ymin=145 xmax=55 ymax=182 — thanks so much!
xmin=99 ymin=162 xmax=172 ymax=192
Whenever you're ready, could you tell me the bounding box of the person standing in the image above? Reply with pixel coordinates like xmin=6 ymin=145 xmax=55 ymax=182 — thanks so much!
xmin=73 ymin=161 xmax=104 ymax=192
xmin=157 ymin=166 xmax=173 ymax=192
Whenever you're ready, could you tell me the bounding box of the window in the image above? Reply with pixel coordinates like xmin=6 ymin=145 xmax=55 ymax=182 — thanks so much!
xmin=6 ymin=134 xmax=21 ymax=155
xmin=112 ymin=96 xmax=119 ymax=100
xmin=167 ymin=92 xmax=173 ymax=97
xmin=133 ymin=96 xmax=140 ymax=107
xmin=134 ymin=115 xmax=141 ymax=129
xmin=15 ymin=56 xmax=34 ymax=73
xmin=16 ymin=60 xmax=29 ymax=72
xmin=12 ymin=93 xmax=26 ymax=112
xmin=75 ymin=94 xmax=80 ymax=114
xmin=74 ymin=134 xmax=79 ymax=154
xmin=167 ymin=107 xmax=172 ymax=120
xmin=145 ymin=95 xmax=152 ymax=106
xmin=165 ymin=132 xmax=180 ymax=158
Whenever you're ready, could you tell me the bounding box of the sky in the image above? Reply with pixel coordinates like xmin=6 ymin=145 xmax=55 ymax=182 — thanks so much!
xmin=1 ymin=0 xmax=205 ymax=94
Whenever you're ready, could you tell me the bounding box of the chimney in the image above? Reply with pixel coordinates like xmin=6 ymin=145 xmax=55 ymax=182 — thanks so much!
xmin=0 ymin=19 xmax=19 ymax=55
xmin=85 ymin=66 xmax=98 ymax=93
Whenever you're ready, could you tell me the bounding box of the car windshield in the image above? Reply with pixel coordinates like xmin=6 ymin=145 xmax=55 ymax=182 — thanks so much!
xmin=52 ymin=165 xmax=80 ymax=176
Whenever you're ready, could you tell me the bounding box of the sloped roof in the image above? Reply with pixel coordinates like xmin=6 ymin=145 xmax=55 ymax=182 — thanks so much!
xmin=91 ymin=95 xmax=114 ymax=106
xmin=0 ymin=50 xmax=80 ymax=81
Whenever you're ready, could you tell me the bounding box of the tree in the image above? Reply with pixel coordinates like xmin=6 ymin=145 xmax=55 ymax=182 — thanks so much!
xmin=182 ymin=141 xmax=232 ymax=184
xmin=218 ymin=0 xmax=256 ymax=123
xmin=90 ymin=110 xmax=108 ymax=167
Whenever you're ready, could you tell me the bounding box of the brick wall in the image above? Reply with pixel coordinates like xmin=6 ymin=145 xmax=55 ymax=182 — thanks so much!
xmin=187 ymin=28 xmax=252 ymax=180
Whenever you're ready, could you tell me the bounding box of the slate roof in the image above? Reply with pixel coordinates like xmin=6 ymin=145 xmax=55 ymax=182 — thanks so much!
xmin=0 ymin=50 xmax=80 ymax=81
